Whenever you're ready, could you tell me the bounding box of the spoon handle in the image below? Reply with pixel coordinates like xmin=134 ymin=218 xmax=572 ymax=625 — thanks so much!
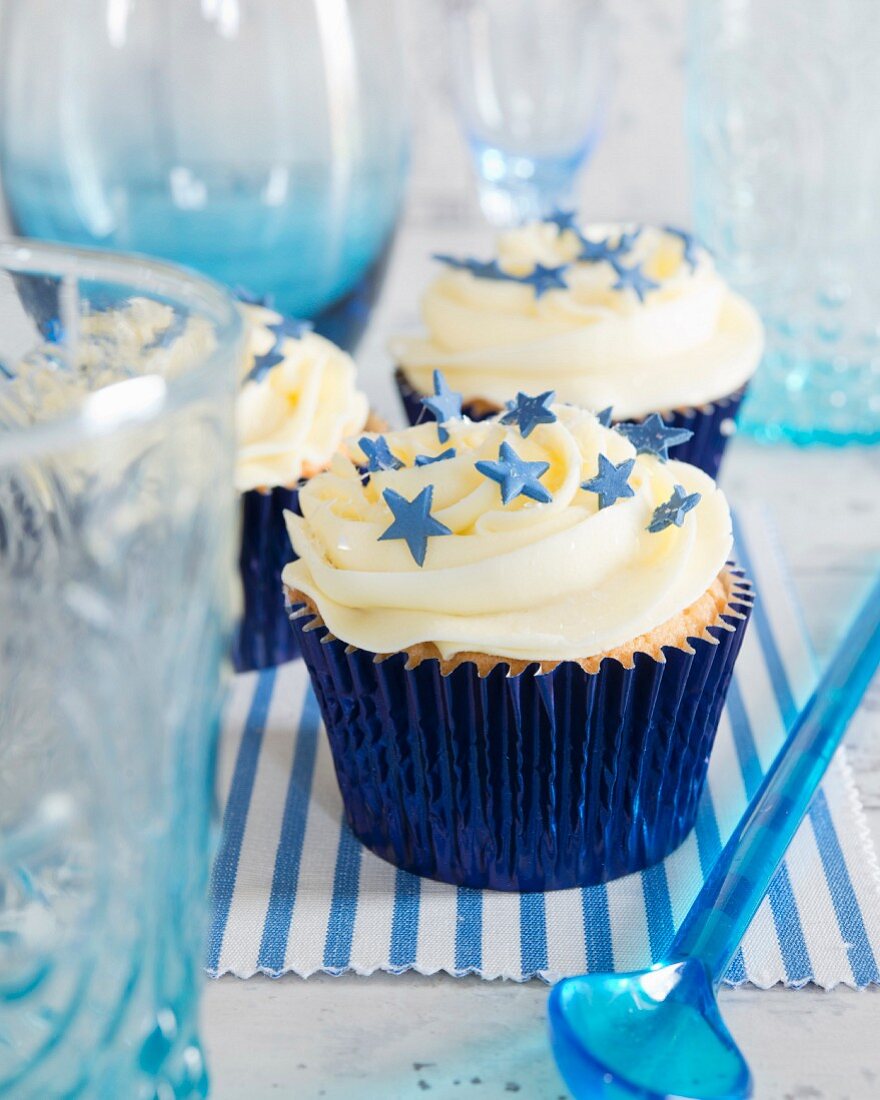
xmin=670 ymin=573 xmax=880 ymax=981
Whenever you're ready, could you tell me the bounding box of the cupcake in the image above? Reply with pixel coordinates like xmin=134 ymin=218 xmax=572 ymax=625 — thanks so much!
xmin=392 ymin=216 xmax=764 ymax=477
xmin=233 ymin=303 xmax=371 ymax=672
xmin=282 ymin=387 xmax=752 ymax=890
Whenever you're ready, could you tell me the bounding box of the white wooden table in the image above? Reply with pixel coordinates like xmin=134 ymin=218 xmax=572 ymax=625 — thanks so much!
xmin=203 ymin=227 xmax=880 ymax=1100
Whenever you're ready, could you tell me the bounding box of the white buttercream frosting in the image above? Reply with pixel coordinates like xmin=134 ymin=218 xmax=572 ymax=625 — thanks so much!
xmin=281 ymin=404 xmax=732 ymax=662
xmin=235 ymin=305 xmax=369 ymax=493
xmin=392 ymin=222 xmax=764 ymax=419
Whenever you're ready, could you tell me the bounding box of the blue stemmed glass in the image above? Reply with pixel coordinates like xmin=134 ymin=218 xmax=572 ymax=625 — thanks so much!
xmin=550 ymin=572 xmax=880 ymax=1098
xmin=0 ymin=0 xmax=408 ymax=350
xmin=445 ymin=0 xmax=613 ymax=226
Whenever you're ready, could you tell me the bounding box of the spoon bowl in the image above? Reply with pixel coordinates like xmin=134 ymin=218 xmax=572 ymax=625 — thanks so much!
xmin=549 ymin=960 xmax=751 ymax=1100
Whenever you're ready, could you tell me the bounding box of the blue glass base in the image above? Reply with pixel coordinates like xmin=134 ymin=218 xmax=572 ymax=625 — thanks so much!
xmin=3 ymin=165 xmax=402 ymax=352
xmin=737 ymin=349 xmax=880 ymax=447
xmin=468 ymin=137 xmax=596 ymax=226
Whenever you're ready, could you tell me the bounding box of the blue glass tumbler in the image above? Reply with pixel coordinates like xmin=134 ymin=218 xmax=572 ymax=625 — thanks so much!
xmin=0 ymin=0 xmax=409 ymax=350
xmin=688 ymin=0 xmax=880 ymax=445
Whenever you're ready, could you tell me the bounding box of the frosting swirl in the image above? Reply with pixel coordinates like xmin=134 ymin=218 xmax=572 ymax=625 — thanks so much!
xmin=236 ymin=305 xmax=369 ymax=492
xmin=392 ymin=222 xmax=764 ymax=418
xmin=282 ymin=404 xmax=732 ymax=661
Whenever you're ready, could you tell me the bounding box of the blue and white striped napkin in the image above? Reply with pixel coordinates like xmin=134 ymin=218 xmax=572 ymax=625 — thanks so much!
xmin=207 ymin=508 xmax=880 ymax=988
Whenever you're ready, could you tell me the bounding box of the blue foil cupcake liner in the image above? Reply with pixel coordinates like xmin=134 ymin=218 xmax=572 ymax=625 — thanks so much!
xmin=233 ymin=485 xmax=302 ymax=672
xmin=394 ymin=367 xmax=746 ymax=479
xmin=287 ymin=571 xmax=753 ymax=891
xmin=645 ymin=389 xmax=747 ymax=480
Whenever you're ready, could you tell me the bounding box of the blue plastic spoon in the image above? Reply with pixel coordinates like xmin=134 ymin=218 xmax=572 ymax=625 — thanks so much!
xmin=549 ymin=573 xmax=880 ymax=1100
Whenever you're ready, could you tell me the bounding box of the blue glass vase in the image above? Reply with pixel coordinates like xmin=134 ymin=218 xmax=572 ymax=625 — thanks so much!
xmin=0 ymin=0 xmax=409 ymax=350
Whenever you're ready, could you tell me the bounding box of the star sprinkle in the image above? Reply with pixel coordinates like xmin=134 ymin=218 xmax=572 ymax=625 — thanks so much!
xmin=616 ymin=414 xmax=694 ymax=461
xmin=359 ymin=435 xmax=403 ymax=473
xmin=544 ymin=208 xmax=579 ymax=234
xmin=433 ymin=254 xmax=510 ymax=281
xmin=576 ymin=226 xmax=640 ymax=265
xmin=664 ymin=226 xmax=701 ymax=270
xmin=520 ymin=263 xmax=570 ymax=298
xmin=576 ymin=235 xmax=628 ymax=264
xmin=596 ymin=406 xmax=614 ymax=428
xmin=475 ymin=441 xmax=552 ymax=506
xmin=581 ymin=454 xmax=635 ymax=510
xmin=647 ymin=484 xmax=701 ymax=533
xmin=234 ymin=286 xmax=275 ymax=308
xmin=500 ymin=391 xmax=557 ymax=438
xmin=415 ymin=448 xmax=456 ymax=466
xmin=379 ymin=486 xmax=452 ymax=566
xmin=245 ymin=349 xmax=286 ymax=384
xmin=611 ymin=261 xmax=660 ymax=302
xmin=267 ymin=315 xmax=313 ymax=341
xmin=420 ymin=370 xmax=463 ymax=443
xmin=433 ymin=253 xmax=569 ymax=299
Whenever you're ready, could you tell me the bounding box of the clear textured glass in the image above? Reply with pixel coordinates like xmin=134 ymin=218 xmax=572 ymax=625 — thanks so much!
xmin=688 ymin=0 xmax=880 ymax=445
xmin=0 ymin=241 xmax=241 ymax=1097
xmin=0 ymin=0 xmax=408 ymax=350
xmin=445 ymin=0 xmax=613 ymax=226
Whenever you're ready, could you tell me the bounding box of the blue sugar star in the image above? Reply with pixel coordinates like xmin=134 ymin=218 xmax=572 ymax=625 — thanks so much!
xmin=420 ymin=369 xmax=463 ymax=443
xmin=581 ymin=454 xmax=635 ymax=510
xmin=576 ymin=227 xmax=639 ymax=265
xmin=434 ymin=253 xmax=569 ymax=299
xmin=577 ymin=235 xmax=623 ymax=264
xmin=433 ymin=254 xmax=510 ymax=281
xmin=245 ymin=349 xmax=286 ymax=384
xmin=379 ymin=486 xmax=452 ymax=566
xmin=475 ymin=441 xmax=552 ymax=506
xmin=616 ymin=414 xmax=694 ymax=461
xmin=596 ymin=406 xmax=614 ymax=428
xmin=415 ymin=448 xmax=456 ymax=466
xmin=234 ymin=286 xmax=275 ymax=309
xmin=647 ymin=484 xmax=702 ymax=533
xmin=500 ymin=391 xmax=557 ymax=438
xmin=544 ymin=208 xmax=579 ymax=234
xmin=520 ymin=263 xmax=570 ymax=298
xmin=267 ymin=315 xmax=313 ymax=342
xmin=611 ymin=261 xmax=660 ymax=302
xmin=663 ymin=226 xmax=701 ymax=270
xmin=359 ymin=435 xmax=403 ymax=473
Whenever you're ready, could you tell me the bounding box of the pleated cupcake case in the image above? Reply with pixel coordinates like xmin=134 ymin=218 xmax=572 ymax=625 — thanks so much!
xmin=287 ymin=570 xmax=753 ymax=892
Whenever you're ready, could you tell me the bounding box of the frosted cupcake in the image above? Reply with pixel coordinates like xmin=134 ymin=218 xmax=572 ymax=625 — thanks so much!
xmin=234 ymin=304 xmax=370 ymax=671
xmin=392 ymin=216 xmax=764 ymax=477
xmin=282 ymin=386 xmax=753 ymax=890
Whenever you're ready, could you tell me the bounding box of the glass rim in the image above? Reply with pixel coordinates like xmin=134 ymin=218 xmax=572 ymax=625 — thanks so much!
xmin=0 ymin=237 xmax=242 ymax=468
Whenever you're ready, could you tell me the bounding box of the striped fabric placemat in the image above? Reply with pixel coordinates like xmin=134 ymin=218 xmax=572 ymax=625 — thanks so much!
xmin=207 ymin=507 xmax=880 ymax=987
